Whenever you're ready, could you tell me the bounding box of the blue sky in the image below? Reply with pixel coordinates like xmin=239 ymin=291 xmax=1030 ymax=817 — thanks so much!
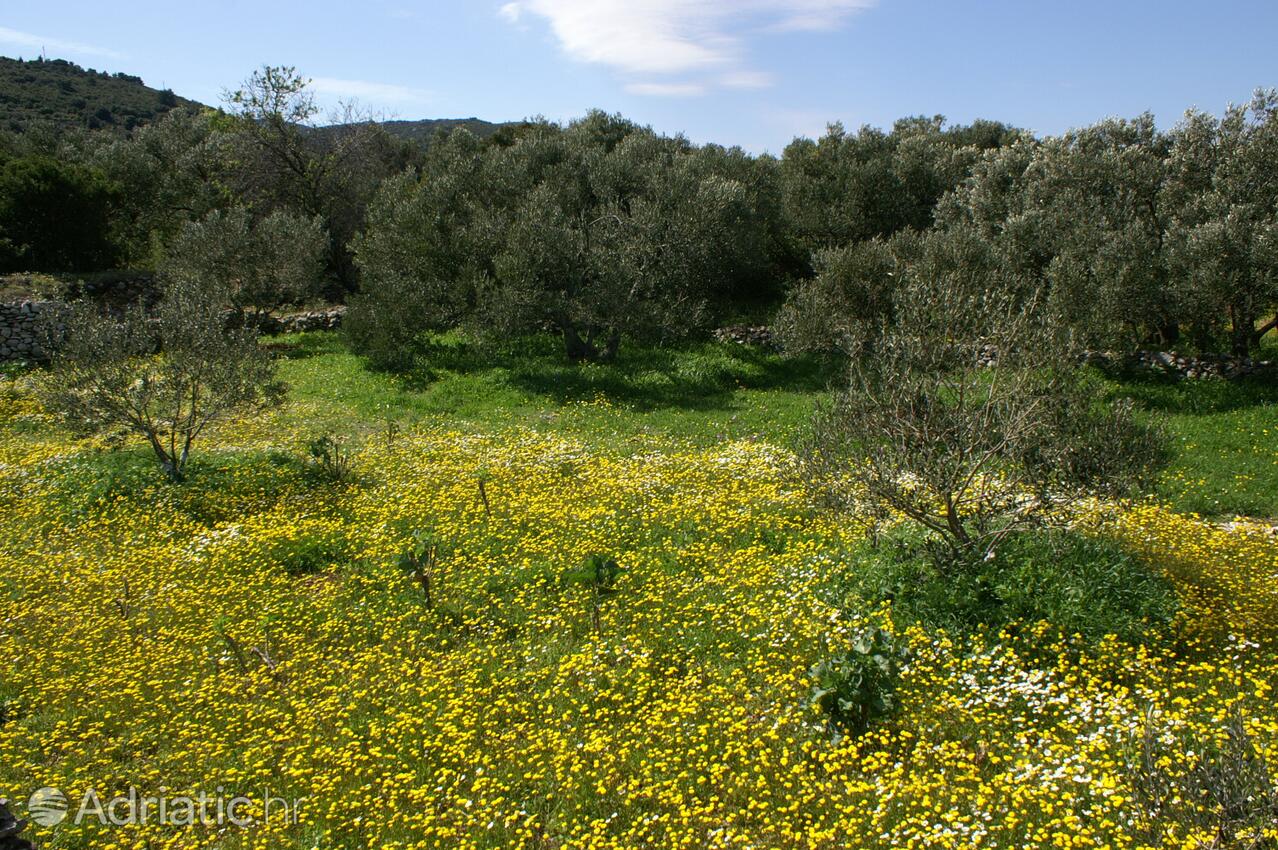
xmin=2 ymin=0 xmax=1276 ymax=153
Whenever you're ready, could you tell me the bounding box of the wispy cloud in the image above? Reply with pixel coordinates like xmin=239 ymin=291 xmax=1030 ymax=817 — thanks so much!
xmin=720 ymin=70 xmax=776 ymax=90
xmin=0 ymin=25 xmax=124 ymax=60
xmin=626 ymin=81 xmax=708 ymax=97
xmin=309 ymin=76 xmax=433 ymax=105
xmin=499 ymin=0 xmax=874 ymax=95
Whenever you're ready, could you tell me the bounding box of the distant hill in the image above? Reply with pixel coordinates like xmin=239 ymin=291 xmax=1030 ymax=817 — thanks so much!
xmin=0 ymin=55 xmax=516 ymax=145
xmin=375 ymin=118 xmax=513 ymax=143
xmin=0 ymin=55 xmax=203 ymax=132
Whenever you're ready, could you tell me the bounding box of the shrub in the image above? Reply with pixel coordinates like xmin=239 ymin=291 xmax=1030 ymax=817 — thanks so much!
xmin=307 ymin=432 xmax=356 ymax=483
xmin=1127 ymin=705 xmax=1278 ymax=848
xmin=561 ymin=553 xmax=623 ymax=633
xmin=846 ymin=525 xmax=1179 ymax=642
xmin=396 ymin=530 xmax=451 ymax=606
xmin=799 ymin=226 xmax=1167 ymax=566
xmin=808 ymin=619 xmax=910 ymax=738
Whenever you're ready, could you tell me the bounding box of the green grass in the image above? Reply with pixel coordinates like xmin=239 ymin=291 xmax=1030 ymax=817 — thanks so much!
xmin=1101 ymin=369 xmax=1278 ymax=519
xmin=16 ymin=328 xmax=1277 ymax=519
xmin=267 ymin=331 xmax=1278 ymax=518
xmin=830 ymin=525 xmax=1180 ymax=644
xmin=268 ymin=330 xmax=833 ymax=448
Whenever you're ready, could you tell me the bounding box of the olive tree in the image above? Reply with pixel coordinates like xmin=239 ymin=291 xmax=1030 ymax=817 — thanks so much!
xmin=345 ymin=130 xmax=497 ymax=369
xmin=775 ymin=236 xmax=903 ymax=359
xmin=482 ymin=117 xmax=750 ymax=360
xmin=350 ymin=113 xmax=773 ymax=365
xmin=220 ymin=65 xmax=407 ymax=286
xmin=89 ymin=108 xmax=223 ymax=265
xmin=40 ymin=282 xmax=284 ymax=483
xmin=780 ymin=116 xmax=1017 ymax=254
xmin=937 ymin=117 xmax=1177 ymax=350
xmin=1164 ymin=92 xmax=1278 ymax=355
xmin=159 ymin=206 xmax=328 ymax=323
xmin=801 ymin=226 xmax=1166 ymax=566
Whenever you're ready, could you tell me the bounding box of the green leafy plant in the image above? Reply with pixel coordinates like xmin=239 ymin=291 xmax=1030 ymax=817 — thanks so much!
xmin=845 ymin=525 xmax=1178 ymax=643
xmin=307 ymin=432 xmax=356 ymax=483
xmin=396 ymin=530 xmax=450 ymax=607
xmin=809 ymin=621 xmax=910 ymax=738
xmin=561 ymin=554 xmax=623 ymax=633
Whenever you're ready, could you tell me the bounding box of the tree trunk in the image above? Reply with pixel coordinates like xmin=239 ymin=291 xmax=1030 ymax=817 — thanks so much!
xmin=146 ymin=433 xmax=185 ymax=483
xmin=601 ymin=328 xmax=622 ymax=363
xmin=562 ymin=324 xmax=620 ymax=362
xmin=1154 ymin=322 xmax=1181 ymax=347
xmin=1229 ymin=304 xmax=1255 ymax=357
xmin=563 ymin=325 xmax=596 ymax=362
xmin=1251 ymin=316 xmax=1277 ymax=350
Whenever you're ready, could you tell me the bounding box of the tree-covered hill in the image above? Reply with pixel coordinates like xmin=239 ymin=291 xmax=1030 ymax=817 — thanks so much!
xmin=1 ymin=55 xmax=516 ymax=143
xmin=0 ymin=55 xmax=203 ymax=132
xmin=376 ymin=117 xmax=513 ymax=143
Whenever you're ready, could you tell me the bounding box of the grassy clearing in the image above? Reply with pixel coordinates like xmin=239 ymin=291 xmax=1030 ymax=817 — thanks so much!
xmin=8 ymin=329 xmax=1275 ymax=518
xmin=1101 ymin=368 xmax=1278 ymax=519
xmin=268 ymin=330 xmax=832 ymax=448
xmin=265 ymin=331 xmax=1278 ymax=519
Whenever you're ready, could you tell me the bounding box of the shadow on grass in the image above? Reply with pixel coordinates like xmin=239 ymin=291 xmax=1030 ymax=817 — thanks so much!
xmin=1103 ymin=368 xmax=1278 ymax=416
xmin=43 ymin=445 xmax=330 ymax=526
xmin=396 ymin=333 xmax=834 ymax=412
xmin=262 ymin=331 xmax=350 ymax=361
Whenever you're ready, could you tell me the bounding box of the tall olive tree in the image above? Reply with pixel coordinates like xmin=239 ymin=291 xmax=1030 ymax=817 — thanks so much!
xmin=220 ymin=65 xmax=408 ymax=286
xmin=89 ymin=107 xmax=224 ymax=265
xmin=482 ymin=116 xmax=754 ymax=360
xmin=1164 ymin=92 xmax=1278 ymax=355
xmin=780 ymin=116 xmax=1017 ymax=254
xmin=936 ymin=117 xmax=1177 ymax=350
xmin=346 ymin=129 xmax=495 ymax=369
xmin=350 ymin=113 xmax=776 ymax=365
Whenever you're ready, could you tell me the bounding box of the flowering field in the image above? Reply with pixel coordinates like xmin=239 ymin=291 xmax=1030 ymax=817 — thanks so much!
xmin=0 ymin=370 xmax=1276 ymax=850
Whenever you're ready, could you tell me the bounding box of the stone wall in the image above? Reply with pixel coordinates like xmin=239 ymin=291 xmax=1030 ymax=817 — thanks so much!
xmin=0 ymin=301 xmax=348 ymax=362
xmin=258 ymin=306 xmax=347 ymax=335
xmin=1083 ymin=349 xmax=1274 ymax=381
xmin=0 ymin=299 xmax=63 ymax=362
xmin=713 ymin=325 xmax=775 ymax=349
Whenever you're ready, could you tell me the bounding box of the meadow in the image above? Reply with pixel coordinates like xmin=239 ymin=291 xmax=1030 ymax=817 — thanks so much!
xmin=0 ymin=332 xmax=1276 ymax=849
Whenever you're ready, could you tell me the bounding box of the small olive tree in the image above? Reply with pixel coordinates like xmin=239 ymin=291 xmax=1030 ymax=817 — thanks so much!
xmin=41 ymin=282 xmax=284 ymax=483
xmin=800 ymin=227 xmax=1166 ymax=567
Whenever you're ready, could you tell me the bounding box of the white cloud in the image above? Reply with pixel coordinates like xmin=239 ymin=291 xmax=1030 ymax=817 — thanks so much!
xmin=499 ymin=0 xmax=874 ymax=94
xmin=309 ymin=77 xmax=433 ymax=105
xmin=626 ymin=81 xmax=708 ymax=97
xmin=720 ymin=70 xmax=775 ymax=90
xmin=0 ymin=25 xmax=124 ymax=60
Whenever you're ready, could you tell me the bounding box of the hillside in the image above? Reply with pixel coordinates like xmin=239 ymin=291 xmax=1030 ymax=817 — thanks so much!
xmin=375 ymin=116 xmax=514 ymax=143
xmin=0 ymin=55 xmax=202 ymax=132
xmin=1 ymin=55 xmax=516 ymax=145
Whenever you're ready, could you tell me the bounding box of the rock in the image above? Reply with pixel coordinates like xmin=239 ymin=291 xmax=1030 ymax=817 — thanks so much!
xmin=713 ymin=325 xmax=775 ymax=349
xmin=0 ymin=801 xmax=35 ymax=850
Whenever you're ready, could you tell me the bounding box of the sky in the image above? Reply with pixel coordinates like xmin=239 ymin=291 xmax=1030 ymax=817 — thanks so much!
xmin=2 ymin=0 xmax=1276 ymax=153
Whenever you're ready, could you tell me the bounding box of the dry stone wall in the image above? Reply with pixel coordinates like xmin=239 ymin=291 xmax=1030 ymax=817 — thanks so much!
xmin=0 ymin=300 xmax=62 ymax=362
xmin=0 ymin=300 xmax=348 ymax=361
